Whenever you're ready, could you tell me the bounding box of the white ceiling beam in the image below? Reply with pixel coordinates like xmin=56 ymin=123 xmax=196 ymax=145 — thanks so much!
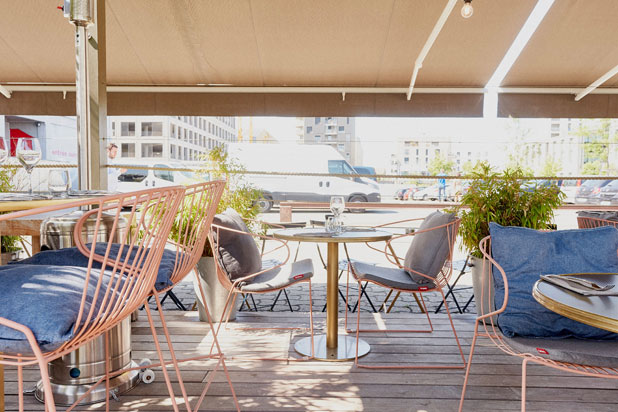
xmin=4 ymin=84 xmax=618 ymax=95
xmin=406 ymin=0 xmax=458 ymax=100
xmin=575 ymin=64 xmax=618 ymax=101
xmin=0 ymin=84 xmax=11 ymax=98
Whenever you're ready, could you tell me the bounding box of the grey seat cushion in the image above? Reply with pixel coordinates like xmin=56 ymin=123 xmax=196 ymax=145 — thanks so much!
xmin=350 ymin=261 xmax=427 ymax=291
xmin=0 ymin=265 xmax=121 ymax=354
xmin=403 ymin=211 xmax=456 ymax=284
xmin=10 ymin=243 xmax=181 ymax=291
xmin=504 ymin=335 xmax=618 ymax=368
xmin=213 ymin=209 xmax=262 ymax=281
xmin=240 ymin=258 xmax=313 ymax=292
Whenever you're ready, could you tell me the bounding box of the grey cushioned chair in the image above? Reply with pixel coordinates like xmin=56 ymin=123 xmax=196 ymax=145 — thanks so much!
xmin=209 ymin=209 xmax=315 ymax=361
xmin=348 ymin=211 xmax=466 ymax=369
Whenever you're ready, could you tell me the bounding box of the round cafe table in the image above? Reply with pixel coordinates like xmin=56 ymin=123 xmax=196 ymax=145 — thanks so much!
xmin=533 ymin=273 xmax=618 ymax=333
xmin=274 ymin=227 xmax=392 ymax=361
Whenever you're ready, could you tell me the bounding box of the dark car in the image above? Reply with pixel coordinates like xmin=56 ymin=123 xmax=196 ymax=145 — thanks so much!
xmin=596 ymin=179 xmax=618 ymax=205
xmin=395 ymin=187 xmax=408 ymax=200
xmin=574 ymin=179 xmax=612 ymax=204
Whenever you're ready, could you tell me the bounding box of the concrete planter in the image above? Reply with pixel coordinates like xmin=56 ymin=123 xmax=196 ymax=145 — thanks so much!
xmin=470 ymin=255 xmax=495 ymax=320
xmin=192 ymin=256 xmax=239 ymax=322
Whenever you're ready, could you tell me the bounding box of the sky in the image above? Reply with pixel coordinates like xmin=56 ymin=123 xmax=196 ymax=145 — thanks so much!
xmin=243 ymin=116 xmax=549 ymax=171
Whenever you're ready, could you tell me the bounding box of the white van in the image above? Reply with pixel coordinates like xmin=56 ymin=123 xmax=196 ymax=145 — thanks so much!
xmin=116 ymin=162 xmax=203 ymax=192
xmin=228 ymin=143 xmax=381 ymax=212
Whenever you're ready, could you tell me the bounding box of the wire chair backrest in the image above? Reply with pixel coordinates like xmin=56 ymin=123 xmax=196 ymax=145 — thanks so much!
xmin=165 ymin=180 xmax=226 ymax=285
xmin=577 ymin=216 xmax=618 ymax=229
xmin=0 ymin=186 xmax=185 ymax=351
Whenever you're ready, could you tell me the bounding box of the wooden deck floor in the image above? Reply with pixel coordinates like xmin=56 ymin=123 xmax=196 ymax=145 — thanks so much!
xmin=4 ymin=311 xmax=618 ymax=411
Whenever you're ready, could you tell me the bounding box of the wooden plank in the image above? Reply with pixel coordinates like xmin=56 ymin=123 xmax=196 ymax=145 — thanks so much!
xmin=4 ymin=312 xmax=618 ymax=411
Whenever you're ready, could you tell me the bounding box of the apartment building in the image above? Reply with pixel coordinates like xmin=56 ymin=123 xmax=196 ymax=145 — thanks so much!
xmin=297 ymin=117 xmax=361 ymax=165
xmin=108 ymin=116 xmax=237 ymax=162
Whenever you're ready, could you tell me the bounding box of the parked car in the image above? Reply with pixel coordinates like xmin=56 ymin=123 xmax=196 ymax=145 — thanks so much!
xmin=520 ymin=179 xmax=560 ymax=193
xmin=412 ymin=184 xmax=453 ymax=201
xmin=403 ymin=187 xmax=419 ymax=201
xmin=574 ymin=179 xmax=612 ymax=204
xmin=395 ymin=187 xmax=408 ymax=200
xmin=558 ymin=179 xmax=581 ymax=204
xmin=596 ymin=179 xmax=618 ymax=205
xmin=116 ymin=162 xmax=204 ymax=192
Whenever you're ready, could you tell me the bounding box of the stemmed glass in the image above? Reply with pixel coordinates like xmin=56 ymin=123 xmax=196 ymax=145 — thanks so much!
xmin=329 ymin=196 xmax=345 ymax=233
xmin=16 ymin=137 xmax=42 ymax=195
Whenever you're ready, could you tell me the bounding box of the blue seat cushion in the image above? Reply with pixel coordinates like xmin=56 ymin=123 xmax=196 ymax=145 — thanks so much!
xmin=489 ymin=223 xmax=618 ymax=339
xmin=0 ymin=265 xmax=120 ymax=353
xmin=10 ymin=243 xmax=181 ymax=291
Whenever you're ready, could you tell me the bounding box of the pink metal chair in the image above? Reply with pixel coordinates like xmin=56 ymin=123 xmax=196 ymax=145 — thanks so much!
xmin=73 ymin=181 xmax=239 ymax=412
xmin=0 ymin=186 xmax=185 ymax=412
xmin=577 ymin=215 xmax=618 ymax=229
xmin=347 ymin=213 xmax=466 ymax=369
xmin=459 ymin=235 xmax=618 ymax=411
xmin=209 ymin=210 xmax=315 ymax=361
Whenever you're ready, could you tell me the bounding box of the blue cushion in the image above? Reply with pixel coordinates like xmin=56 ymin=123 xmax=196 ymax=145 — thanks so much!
xmin=489 ymin=223 xmax=618 ymax=339
xmin=10 ymin=243 xmax=180 ymax=291
xmin=0 ymin=265 xmax=120 ymax=353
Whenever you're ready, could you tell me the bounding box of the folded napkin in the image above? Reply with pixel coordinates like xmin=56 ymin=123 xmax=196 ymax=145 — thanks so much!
xmin=294 ymin=231 xmax=334 ymax=238
xmin=540 ymin=274 xmax=618 ymax=296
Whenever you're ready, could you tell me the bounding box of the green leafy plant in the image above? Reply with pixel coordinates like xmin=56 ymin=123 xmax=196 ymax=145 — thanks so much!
xmin=450 ymin=162 xmax=563 ymax=258
xmin=182 ymin=146 xmax=262 ymax=256
xmin=0 ymin=168 xmax=22 ymax=253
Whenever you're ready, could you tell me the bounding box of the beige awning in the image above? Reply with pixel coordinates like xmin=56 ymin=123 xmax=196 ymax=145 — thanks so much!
xmin=498 ymin=0 xmax=618 ymax=118
xmin=1 ymin=0 xmax=617 ymax=117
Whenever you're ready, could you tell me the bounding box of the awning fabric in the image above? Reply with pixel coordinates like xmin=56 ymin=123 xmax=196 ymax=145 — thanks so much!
xmin=0 ymin=0 xmax=617 ymax=117
xmin=9 ymin=129 xmax=34 ymax=156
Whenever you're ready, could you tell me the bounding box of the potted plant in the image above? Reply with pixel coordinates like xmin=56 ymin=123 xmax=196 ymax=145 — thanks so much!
xmin=0 ymin=169 xmax=22 ymax=264
xmin=450 ymin=162 xmax=563 ymax=316
xmin=189 ymin=147 xmax=262 ymax=322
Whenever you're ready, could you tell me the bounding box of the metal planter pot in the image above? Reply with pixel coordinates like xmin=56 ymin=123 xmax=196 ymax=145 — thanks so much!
xmin=192 ymin=256 xmax=239 ymax=322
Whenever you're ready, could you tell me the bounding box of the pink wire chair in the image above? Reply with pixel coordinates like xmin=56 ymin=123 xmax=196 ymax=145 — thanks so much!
xmin=0 ymin=186 xmax=185 ymax=412
xmin=347 ymin=217 xmax=466 ymax=370
xmin=458 ymin=235 xmax=618 ymax=411
xmin=577 ymin=215 xmax=618 ymax=229
xmin=209 ymin=222 xmax=315 ymax=361
xmin=74 ymin=181 xmax=239 ymax=412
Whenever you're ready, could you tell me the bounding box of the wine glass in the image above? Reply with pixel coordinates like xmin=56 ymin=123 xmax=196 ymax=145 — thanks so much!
xmin=0 ymin=137 xmax=8 ymax=165
xmin=48 ymin=169 xmax=70 ymax=197
xmin=330 ymin=196 xmax=345 ymax=232
xmin=16 ymin=137 xmax=42 ymax=195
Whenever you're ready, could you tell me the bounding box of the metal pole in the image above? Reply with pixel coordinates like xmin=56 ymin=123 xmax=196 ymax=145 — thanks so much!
xmin=326 ymin=242 xmax=339 ymax=349
xmin=71 ymin=0 xmax=106 ymax=190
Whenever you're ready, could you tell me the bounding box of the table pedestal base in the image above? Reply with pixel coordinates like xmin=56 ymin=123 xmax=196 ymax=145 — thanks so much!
xmin=294 ymin=334 xmax=370 ymax=361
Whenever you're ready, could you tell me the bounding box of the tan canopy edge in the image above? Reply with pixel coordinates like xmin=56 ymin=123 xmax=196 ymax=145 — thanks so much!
xmin=498 ymin=0 xmax=618 ymax=118
xmin=0 ymin=91 xmax=483 ymax=117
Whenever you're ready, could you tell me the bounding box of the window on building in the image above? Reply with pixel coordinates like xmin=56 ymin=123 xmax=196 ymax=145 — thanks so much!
xmin=337 ymin=144 xmax=345 ymax=151
xmin=315 ymin=135 xmax=321 ymax=142
xmin=141 ymin=122 xmax=163 ymax=136
xmin=404 ymin=157 xmax=409 ymax=164
xmin=120 ymin=122 xmax=135 ymax=136
xmin=170 ymin=144 xmax=176 ymax=159
xmin=425 ymin=149 xmax=429 ymax=155
xmin=315 ymin=117 xmax=321 ymax=124
xmin=338 ymin=126 xmax=344 ymax=132
xmin=141 ymin=143 xmax=163 ymax=158
xmin=121 ymin=143 xmax=135 ymax=157
xmin=347 ymin=117 xmax=350 ymax=124
xmin=307 ymin=126 xmax=313 ymax=134
xmin=111 ymin=122 xmax=116 ymax=137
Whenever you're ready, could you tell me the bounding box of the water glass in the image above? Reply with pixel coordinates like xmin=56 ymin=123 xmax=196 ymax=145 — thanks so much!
xmin=16 ymin=137 xmax=42 ymax=195
xmin=325 ymin=216 xmax=337 ymax=233
xmin=330 ymin=196 xmax=345 ymax=218
xmin=49 ymin=170 xmax=70 ymax=197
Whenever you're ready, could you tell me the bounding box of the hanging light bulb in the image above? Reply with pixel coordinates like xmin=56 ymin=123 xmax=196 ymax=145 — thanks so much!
xmin=461 ymin=0 xmax=474 ymax=18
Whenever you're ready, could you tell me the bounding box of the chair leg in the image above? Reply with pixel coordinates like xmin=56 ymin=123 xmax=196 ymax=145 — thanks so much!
xmin=462 ymin=294 xmax=475 ymax=313
xmin=143 ymin=302 xmax=183 ymax=412
xmin=458 ymin=323 xmax=480 ymax=412
xmin=521 ymin=358 xmax=529 ymax=412
xmin=166 ymin=290 xmax=187 ymax=311
xmin=269 ymin=290 xmax=284 ymax=311
xmin=283 ymin=289 xmax=294 ymax=312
